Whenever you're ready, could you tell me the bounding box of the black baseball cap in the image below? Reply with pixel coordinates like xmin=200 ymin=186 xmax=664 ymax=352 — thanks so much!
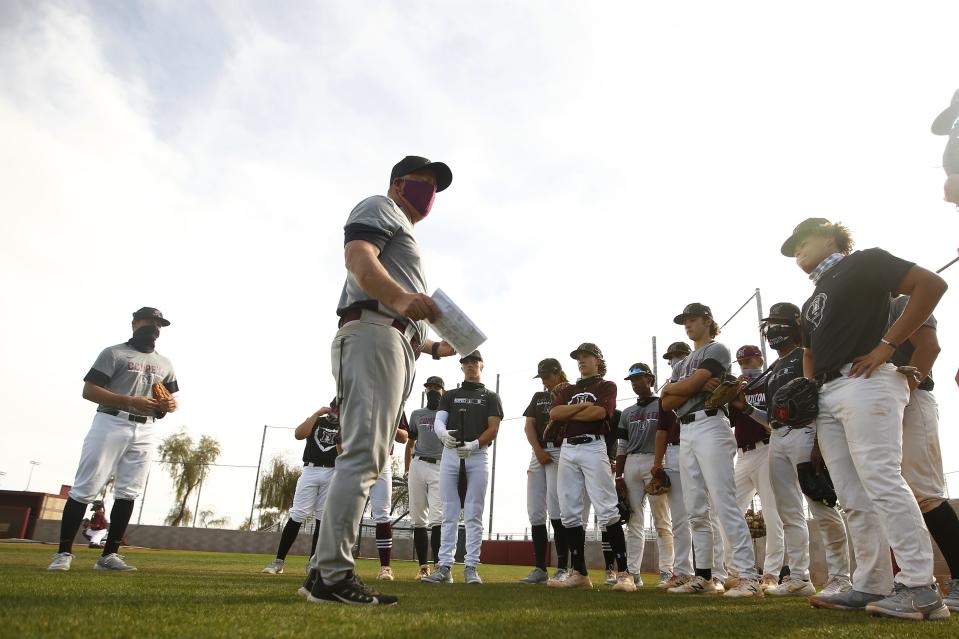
xmin=762 ymin=302 xmax=801 ymax=324
xmin=390 ymin=156 xmax=453 ymax=192
xmin=459 ymin=350 xmax=483 ymax=363
xmin=662 ymin=341 xmax=691 ymax=359
xmin=132 ymin=307 xmax=170 ymax=326
xmin=570 ymin=342 xmax=604 ymax=360
xmin=673 ymin=303 xmax=712 ymax=325
xmin=624 ymin=362 xmax=654 ymax=380
xmin=424 ymin=376 xmax=445 ymax=390
xmin=780 ymin=217 xmax=831 ymax=257
xmin=533 ymin=358 xmax=563 ymax=379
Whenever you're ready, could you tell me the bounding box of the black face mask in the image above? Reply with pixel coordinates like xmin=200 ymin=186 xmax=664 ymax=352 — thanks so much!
xmin=765 ymin=325 xmax=796 ymax=349
xmin=129 ymin=325 xmax=159 ymax=353
xmin=426 ymin=389 xmax=442 ymax=410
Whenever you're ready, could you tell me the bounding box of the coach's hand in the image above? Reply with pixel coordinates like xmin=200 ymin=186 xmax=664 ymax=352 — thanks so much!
xmin=394 ymin=293 xmax=441 ymax=323
xmin=130 ymin=396 xmax=160 ymax=415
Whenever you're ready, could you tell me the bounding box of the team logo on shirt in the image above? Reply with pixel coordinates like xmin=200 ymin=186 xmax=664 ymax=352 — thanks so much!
xmin=416 ymin=416 xmax=435 ymax=433
xmin=805 ymin=293 xmax=827 ymax=330
xmin=569 ymin=392 xmax=597 ymax=405
xmin=314 ymin=425 xmax=339 ymax=452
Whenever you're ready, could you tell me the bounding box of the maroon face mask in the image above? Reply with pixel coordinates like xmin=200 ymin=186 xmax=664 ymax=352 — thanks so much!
xmin=400 ymin=179 xmax=436 ymax=216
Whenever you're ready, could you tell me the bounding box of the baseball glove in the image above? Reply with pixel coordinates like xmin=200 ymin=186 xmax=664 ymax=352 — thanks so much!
xmin=771 ymin=377 xmax=818 ymax=428
xmin=644 ymin=466 xmax=671 ymax=496
xmin=542 ymin=419 xmax=567 ymax=447
xmin=151 ymin=382 xmax=172 ymax=419
xmin=616 ymin=494 xmax=632 ymax=524
xmin=705 ymin=374 xmax=742 ymax=410
xmin=796 ymin=461 xmax=838 ymax=507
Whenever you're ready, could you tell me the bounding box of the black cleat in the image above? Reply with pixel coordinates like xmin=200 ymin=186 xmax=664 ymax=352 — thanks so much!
xmin=297 ymin=568 xmax=319 ymax=599
xmin=307 ymin=571 xmax=398 ymax=606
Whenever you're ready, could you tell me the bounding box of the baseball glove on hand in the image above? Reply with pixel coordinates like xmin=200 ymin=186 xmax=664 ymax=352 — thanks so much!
xmin=542 ymin=420 xmax=567 ymax=446
xmin=796 ymin=461 xmax=838 ymax=507
xmin=771 ymin=377 xmax=819 ymax=428
xmin=151 ymin=383 xmax=172 ymax=418
xmin=616 ymin=494 xmax=632 ymax=524
xmin=705 ymin=375 xmax=743 ymax=410
xmin=644 ymin=467 xmax=671 ymax=495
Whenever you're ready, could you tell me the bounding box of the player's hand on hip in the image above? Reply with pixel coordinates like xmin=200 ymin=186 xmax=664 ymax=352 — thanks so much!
xmin=535 ymin=448 xmax=553 ymax=465
xmin=439 ymin=430 xmax=459 ymax=449
xmin=130 ymin=396 xmax=160 ymax=415
xmin=393 ymin=293 xmax=440 ymax=323
xmin=849 ymin=342 xmax=895 ymax=379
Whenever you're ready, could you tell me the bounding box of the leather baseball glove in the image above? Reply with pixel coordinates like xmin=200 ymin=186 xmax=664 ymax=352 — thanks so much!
xmin=644 ymin=466 xmax=671 ymax=495
xmin=771 ymin=377 xmax=818 ymax=428
xmin=705 ymin=374 xmax=743 ymax=410
xmin=796 ymin=461 xmax=838 ymax=507
xmin=542 ymin=419 xmax=567 ymax=447
xmin=151 ymin=382 xmax=172 ymax=419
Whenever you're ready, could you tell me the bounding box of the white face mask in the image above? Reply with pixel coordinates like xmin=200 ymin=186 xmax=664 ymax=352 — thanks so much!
xmin=741 ymin=368 xmax=763 ymax=379
xmin=669 ymin=356 xmax=684 ymax=367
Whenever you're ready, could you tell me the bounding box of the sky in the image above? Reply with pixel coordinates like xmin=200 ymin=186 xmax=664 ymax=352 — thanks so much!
xmin=2 ymin=0 xmax=958 ymax=535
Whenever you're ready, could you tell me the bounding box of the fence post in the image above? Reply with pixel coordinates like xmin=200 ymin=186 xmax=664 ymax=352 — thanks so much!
xmin=248 ymin=425 xmax=267 ymax=529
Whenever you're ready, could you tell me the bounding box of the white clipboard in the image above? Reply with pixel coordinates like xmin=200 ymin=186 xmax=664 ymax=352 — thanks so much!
xmin=430 ymin=288 xmax=487 ymax=356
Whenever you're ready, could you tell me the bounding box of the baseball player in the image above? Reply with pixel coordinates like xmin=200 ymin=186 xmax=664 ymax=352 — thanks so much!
xmin=519 ymin=358 xmax=572 ymax=585
xmin=83 ymin=501 xmax=109 ymax=548
xmin=306 ymin=155 xmax=457 ymax=606
xmin=887 ymin=296 xmax=959 ymax=612
xmin=727 ymin=345 xmax=785 ymax=591
xmin=263 ymin=401 xmax=341 ymax=575
xmin=370 ymin=415 xmax=409 ymax=581
xmin=782 ymin=217 xmax=948 ymax=619
xmin=735 ymin=302 xmax=851 ymax=597
xmin=422 ymin=351 xmax=503 ymax=584
xmin=661 ymin=303 xmax=762 ymax=597
xmin=547 ymin=343 xmax=633 ymax=592
xmin=615 ymin=362 xmax=675 ymax=587
xmin=932 ymin=88 xmax=959 ymax=205
xmin=405 ymin=376 xmax=445 ymax=580
xmin=47 ymin=307 xmax=178 ymax=572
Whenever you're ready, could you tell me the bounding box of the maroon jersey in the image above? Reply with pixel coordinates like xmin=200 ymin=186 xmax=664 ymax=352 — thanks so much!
xmin=729 ymin=375 xmax=769 ymax=449
xmin=551 ymin=377 xmax=617 ymax=437
xmin=655 ymin=402 xmax=681 ymax=445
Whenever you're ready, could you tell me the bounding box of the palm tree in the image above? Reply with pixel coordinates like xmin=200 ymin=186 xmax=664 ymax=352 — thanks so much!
xmin=158 ymin=430 xmax=221 ymax=527
xmin=253 ymin=456 xmax=301 ymax=529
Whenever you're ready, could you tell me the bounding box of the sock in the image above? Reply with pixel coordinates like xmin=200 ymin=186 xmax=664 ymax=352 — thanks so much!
xmin=601 ymin=528 xmax=614 ymax=571
xmin=58 ymin=498 xmax=88 ymax=554
xmin=376 ymin=522 xmax=392 ymax=567
xmin=413 ymin=527 xmax=430 ymax=566
xmin=531 ymin=524 xmax=548 ymax=570
xmin=779 ymin=565 xmax=790 ymax=583
xmin=605 ymin=520 xmax=628 ymax=573
xmin=102 ymin=499 xmax=134 ymax=556
xmin=311 ymin=520 xmax=320 ymax=557
xmin=551 ymin=519 xmax=569 ymax=570
xmin=431 ymin=525 xmax=441 ymax=564
xmin=924 ymin=501 xmax=959 ymax=577
xmin=567 ymin=525 xmax=587 ymax=575
xmin=276 ymin=518 xmax=302 ymax=560
xmin=695 ymin=567 xmax=713 ymax=580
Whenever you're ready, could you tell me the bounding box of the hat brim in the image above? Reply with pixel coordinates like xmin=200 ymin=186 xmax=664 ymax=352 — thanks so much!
xmin=624 ymin=373 xmax=654 ymax=380
xmin=569 ymin=349 xmax=599 ymax=359
xmin=423 ymin=382 xmax=444 ymax=389
xmin=673 ymin=313 xmax=709 ymax=325
xmin=459 ymin=356 xmax=482 ymax=363
xmin=662 ymin=350 xmax=688 ymax=360
xmin=760 ymin=315 xmax=797 ymax=324
xmin=422 ymin=162 xmax=452 ymax=192
xmin=780 ymin=231 xmax=808 ymax=257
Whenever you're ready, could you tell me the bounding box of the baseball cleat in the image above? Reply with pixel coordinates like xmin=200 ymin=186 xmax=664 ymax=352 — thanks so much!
xmin=604 ymin=569 xmax=617 ymax=586
xmin=520 ymin=567 xmax=549 ymax=584
xmin=47 ymin=552 xmax=73 ymax=572
xmin=551 ymin=571 xmax=592 ymax=589
xmin=415 ymin=565 xmax=431 ymax=581
xmin=376 ymin=566 xmax=394 ymax=581
xmin=809 ymin=589 xmax=885 ymax=611
xmin=661 ymin=574 xmax=691 ymax=589
xmin=657 ymin=571 xmax=672 ymax=588
xmin=94 ymin=553 xmax=137 ymax=572
xmin=262 ymin=559 xmax=285 ymax=575
xmin=633 ymin=573 xmax=644 ymax=587
xmin=767 ymin=576 xmax=816 ymax=596
xmin=546 ymin=569 xmax=569 ymax=587
xmin=307 ymin=572 xmax=398 ymax=606
xmin=724 ymin=577 xmax=764 ymax=598
xmin=943 ymin=578 xmax=959 ymax=612
xmin=818 ymin=575 xmax=853 ymax=596
xmin=298 ymin=569 xmax=318 ymax=598
xmin=761 ymin=573 xmax=780 ymax=591
xmin=421 ymin=565 xmax=453 ymax=584
xmin=712 ymin=577 xmax=726 ymax=594
xmin=464 ymin=565 xmax=483 ymax=585
xmin=612 ymin=572 xmax=637 ymax=592
xmin=668 ymin=575 xmax=716 ymax=594
xmin=864 ymin=583 xmax=950 ymax=621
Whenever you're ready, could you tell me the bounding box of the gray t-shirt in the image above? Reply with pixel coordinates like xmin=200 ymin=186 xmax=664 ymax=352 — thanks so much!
xmin=84 ymin=342 xmax=177 ymax=415
xmin=616 ymin=399 xmax=661 ymax=455
xmin=338 ymin=195 xmax=428 ymax=341
xmin=669 ymin=341 xmax=731 ymax=418
xmin=888 ymin=295 xmax=937 ymax=387
xmin=408 ymin=407 xmax=443 ymax=459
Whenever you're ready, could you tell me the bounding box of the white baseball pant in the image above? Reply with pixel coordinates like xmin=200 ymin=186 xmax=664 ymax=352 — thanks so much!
xmin=733 ymin=441 xmax=785 ymax=576
xmin=817 ymin=363 xmax=934 ymax=593
xmin=901 ymin=389 xmax=946 ymax=513
xmin=438 ymin=446 xmax=489 ymax=567
xmin=527 ymin=445 xmax=562 ymax=525
xmin=289 ymin=465 xmax=335 ymax=523
xmin=69 ymin=412 xmax=157 ymax=503
xmin=663 ymin=444 xmax=693 ymax=576
xmin=623 ymin=452 xmax=674 ymax=575
xmin=84 ymin=528 xmax=107 ymax=545
xmin=408 ymin=457 xmax=442 ymax=527
xmin=558 ymin=439 xmax=620 ymax=527
xmin=370 ymin=463 xmax=392 ymax=524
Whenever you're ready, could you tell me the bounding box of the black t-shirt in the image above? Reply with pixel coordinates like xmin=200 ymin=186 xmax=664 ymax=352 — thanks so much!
xmin=524 ymin=390 xmax=553 ymax=446
xmin=764 ymin=347 xmax=805 ymax=417
xmin=801 ymin=249 xmax=914 ymax=377
xmin=303 ymin=415 xmax=340 ymax=466
xmin=439 ymin=381 xmax=505 ymax=442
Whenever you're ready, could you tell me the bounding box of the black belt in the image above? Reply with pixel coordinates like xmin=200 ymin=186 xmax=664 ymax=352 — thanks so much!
xmin=739 ymin=437 xmax=770 ymax=453
xmin=415 ymin=455 xmax=438 ymax=464
xmin=304 ymin=462 xmax=335 ymax=468
xmin=919 ymin=377 xmax=934 ymax=392
xmin=565 ymin=434 xmax=601 ymax=445
xmin=100 ymin=409 xmax=152 ymax=423
xmin=679 ymin=408 xmax=723 ymax=424
xmin=814 ymin=369 xmax=843 ymax=387
xmin=338 ymin=308 xmax=421 ymax=358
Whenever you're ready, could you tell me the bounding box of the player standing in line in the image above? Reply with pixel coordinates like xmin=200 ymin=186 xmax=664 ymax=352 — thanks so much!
xmin=661 ymin=304 xmax=762 ymax=597
xmin=615 ymin=362 xmax=675 ymax=588
xmin=887 ymin=296 xmax=959 ymax=612
xmin=520 ymin=358 xmax=572 ymax=584
xmin=83 ymin=501 xmax=109 ymax=548
xmin=600 ymin=408 xmax=623 ymax=586
xmin=735 ymin=303 xmax=851 ymax=597
xmin=48 ymin=307 xmax=178 ymax=573
xmin=370 ymin=416 xmax=409 ymax=581
xmin=422 ymin=351 xmax=503 ymax=585
xmin=727 ymin=345 xmax=785 ymax=591
xmin=307 ymin=156 xmax=456 ymax=606
xmin=782 ymin=218 xmax=948 ymax=619
xmin=405 ymin=376 xmax=446 ymax=580
xmin=263 ymin=401 xmax=341 ymax=575
xmin=547 ymin=343 xmax=633 ymax=592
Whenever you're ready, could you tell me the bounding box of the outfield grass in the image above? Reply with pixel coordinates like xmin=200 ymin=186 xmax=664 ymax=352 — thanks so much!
xmin=0 ymin=544 xmax=955 ymax=638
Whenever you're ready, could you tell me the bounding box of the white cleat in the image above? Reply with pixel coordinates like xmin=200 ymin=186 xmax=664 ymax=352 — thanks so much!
xmin=47 ymin=552 xmax=73 ymax=572
xmin=262 ymin=558 xmax=285 ymax=574
xmin=661 ymin=574 xmax=691 ymax=589
xmin=94 ymin=553 xmax=137 ymax=572
xmin=819 ymin=575 xmax=853 ymax=596
xmin=604 ymin=569 xmax=617 ymax=586
xmin=376 ymin=566 xmax=394 ymax=581
xmin=612 ymin=572 xmax=637 ymax=592
xmin=668 ymin=575 xmax=716 ymax=594
xmin=761 ymin=573 xmax=780 ymax=592
xmin=657 ymin=571 xmax=672 ymax=588
xmin=724 ymin=577 xmax=764 ymax=598
xmin=712 ymin=577 xmax=726 ymax=594
xmin=767 ymin=575 xmax=816 ymax=596
xmin=546 ymin=569 xmax=569 ymax=587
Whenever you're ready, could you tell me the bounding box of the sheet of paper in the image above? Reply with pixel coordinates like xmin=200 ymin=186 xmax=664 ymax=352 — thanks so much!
xmin=430 ymin=288 xmax=487 ymax=356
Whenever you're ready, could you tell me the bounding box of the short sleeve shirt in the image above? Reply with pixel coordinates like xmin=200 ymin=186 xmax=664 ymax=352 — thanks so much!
xmin=523 ymin=391 xmax=554 ymax=447
xmin=616 ymin=399 xmax=661 ymax=455
xmin=671 ymin=341 xmax=732 ymax=418
xmin=801 ymin=249 xmax=914 ymax=377
xmin=887 ymin=295 xmax=937 ymax=390
xmin=550 ymin=377 xmax=617 ymax=438
xmin=729 ymin=373 xmax=769 ymax=448
xmin=83 ymin=342 xmax=178 ymax=415
xmin=438 ymin=382 xmax=504 ymax=442
xmin=303 ymin=415 xmax=340 ymax=466
xmin=409 ymin=408 xmax=444 ymax=459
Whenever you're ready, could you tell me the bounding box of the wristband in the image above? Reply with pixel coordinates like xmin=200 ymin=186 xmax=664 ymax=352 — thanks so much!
xmin=880 ymin=338 xmax=898 ymax=350
xmin=431 ymin=342 xmax=441 ymax=360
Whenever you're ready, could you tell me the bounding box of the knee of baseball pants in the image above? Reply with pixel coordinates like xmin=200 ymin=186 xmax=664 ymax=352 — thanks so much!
xmin=370 ymin=477 xmax=391 ymax=524
xmin=526 ymin=456 xmax=548 ymax=526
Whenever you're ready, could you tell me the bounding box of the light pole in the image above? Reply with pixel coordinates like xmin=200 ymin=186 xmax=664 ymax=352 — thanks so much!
xmin=25 ymin=461 xmax=40 ymax=491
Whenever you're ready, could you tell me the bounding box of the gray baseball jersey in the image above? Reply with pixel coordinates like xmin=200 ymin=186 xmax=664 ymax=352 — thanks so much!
xmin=84 ymin=342 xmax=177 ymax=414
xmin=616 ymin=398 xmax=661 ymax=455
xmin=408 ymin=407 xmax=443 ymax=459
xmin=669 ymin=341 xmax=731 ymax=418
xmin=888 ymin=295 xmax=937 ymax=389
xmin=338 ymin=195 xmax=428 ymax=341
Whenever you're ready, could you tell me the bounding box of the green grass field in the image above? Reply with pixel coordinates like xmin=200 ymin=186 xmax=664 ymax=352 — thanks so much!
xmin=0 ymin=544 xmax=955 ymax=638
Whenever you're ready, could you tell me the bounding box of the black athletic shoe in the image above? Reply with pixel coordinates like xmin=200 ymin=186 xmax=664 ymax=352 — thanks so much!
xmin=297 ymin=569 xmax=319 ymax=599
xmin=307 ymin=572 xmax=398 ymax=606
